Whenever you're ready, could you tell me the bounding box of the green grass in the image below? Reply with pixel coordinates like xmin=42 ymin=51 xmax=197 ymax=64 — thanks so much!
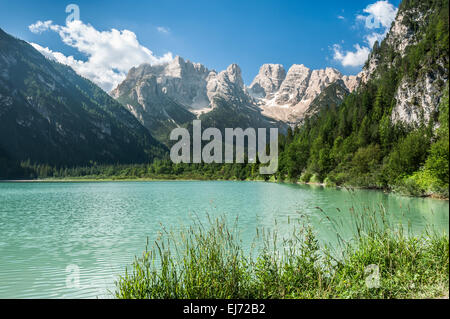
xmin=114 ymin=208 xmax=449 ymax=299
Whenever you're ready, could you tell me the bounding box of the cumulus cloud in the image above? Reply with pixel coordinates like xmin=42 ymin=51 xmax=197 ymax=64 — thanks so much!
xmin=28 ymin=20 xmax=173 ymax=92
xmin=333 ymin=44 xmax=371 ymax=67
xmin=360 ymin=0 xmax=397 ymax=48
xmin=29 ymin=20 xmax=53 ymax=34
xmin=357 ymin=0 xmax=398 ymax=29
xmin=333 ymin=1 xmax=397 ymax=68
xmin=30 ymin=42 xmax=128 ymax=91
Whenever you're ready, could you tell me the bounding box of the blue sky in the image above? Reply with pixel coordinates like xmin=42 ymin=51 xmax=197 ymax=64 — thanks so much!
xmin=0 ymin=0 xmax=401 ymax=90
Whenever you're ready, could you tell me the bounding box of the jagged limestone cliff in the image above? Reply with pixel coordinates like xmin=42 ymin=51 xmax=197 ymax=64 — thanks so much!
xmin=112 ymin=57 xmax=286 ymax=144
xmin=358 ymin=0 xmax=448 ymax=126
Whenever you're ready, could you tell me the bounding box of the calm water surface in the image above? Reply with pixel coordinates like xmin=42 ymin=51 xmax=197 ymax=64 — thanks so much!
xmin=0 ymin=181 xmax=448 ymax=298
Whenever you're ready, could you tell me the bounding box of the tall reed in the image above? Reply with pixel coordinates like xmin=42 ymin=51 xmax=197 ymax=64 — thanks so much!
xmin=115 ymin=206 xmax=449 ymax=299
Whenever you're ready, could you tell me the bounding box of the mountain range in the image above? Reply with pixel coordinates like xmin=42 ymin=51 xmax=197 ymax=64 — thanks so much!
xmin=0 ymin=0 xmax=448 ymax=175
xmin=110 ymin=55 xmax=361 ymax=143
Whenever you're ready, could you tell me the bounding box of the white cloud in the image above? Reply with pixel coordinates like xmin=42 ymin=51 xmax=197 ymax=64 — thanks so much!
xmin=28 ymin=20 xmax=173 ymax=92
xmin=156 ymin=26 xmax=170 ymax=34
xmin=337 ymin=15 xmax=345 ymax=20
xmin=333 ymin=1 xmax=397 ymax=68
xmin=362 ymin=0 xmax=398 ymax=29
xmin=29 ymin=20 xmax=53 ymax=34
xmin=333 ymin=44 xmax=371 ymax=67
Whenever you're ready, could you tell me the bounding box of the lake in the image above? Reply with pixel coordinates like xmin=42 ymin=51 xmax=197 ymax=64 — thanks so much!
xmin=0 ymin=181 xmax=448 ymax=299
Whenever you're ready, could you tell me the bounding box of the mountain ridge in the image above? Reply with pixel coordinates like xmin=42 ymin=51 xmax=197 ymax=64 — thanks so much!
xmin=111 ymin=57 xmax=288 ymax=144
xmin=249 ymin=63 xmax=360 ymax=123
xmin=0 ymin=27 xmax=167 ymax=172
xmin=110 ymin=55 xmax=361 ymax=144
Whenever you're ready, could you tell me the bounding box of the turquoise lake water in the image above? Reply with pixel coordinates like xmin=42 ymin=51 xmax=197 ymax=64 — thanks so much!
xmin=0 ymin=181 xmax=448 ymax=298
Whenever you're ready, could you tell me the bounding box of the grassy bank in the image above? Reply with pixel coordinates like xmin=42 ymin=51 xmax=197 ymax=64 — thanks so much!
xmin=114 ymin=209 xmax=449 ymax=299
xmin=4 ymin=170 xmax=448 ymax=200
xmin=4 ymin=175 xmax=448 ymax=200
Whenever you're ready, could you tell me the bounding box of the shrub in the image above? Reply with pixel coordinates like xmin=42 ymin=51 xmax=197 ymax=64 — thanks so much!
xmin=309 ymin=174 xmax=322 ymax=184
xmin=300 ymin=172 xmax=313 ymax=183
xmin=323 ymin=177 xmax=337 ymax=187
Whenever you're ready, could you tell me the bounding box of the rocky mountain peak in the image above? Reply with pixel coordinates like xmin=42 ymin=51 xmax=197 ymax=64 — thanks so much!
xmin=306 ymin=68 xmax=344 ymax=99
xmin=286 ymin=64 xmax=311 ymax=75
xmin=165 ymin=55 xmax=210 ymax=79
xmin=342 ymin=75 xmax=360 ymax=92
xmin=113 ymin=56 xmax=362 ymax=129
xmin=111 ymin=58 xmax=285 ymax=143
xmin=225 ymin=64 xmax=244 ymax=87
xmin=249 ymin=63 xmax=359 ymax=123
xmin=206 ymin=64 xmax=247 ymax=103
xmin=111 ymin=56 xmax=212 ymax=111
xmin=282 ymin=64 xmax=311 ymax=84
xmin=165 ymin=55 xmax=186 ymax=78
xmin=248 ymin=64 xmax=286 ymax=98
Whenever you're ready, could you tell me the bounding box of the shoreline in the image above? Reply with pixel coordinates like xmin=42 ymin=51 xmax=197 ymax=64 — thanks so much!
xmin=1 ymin=177 xmax=448 ymax=200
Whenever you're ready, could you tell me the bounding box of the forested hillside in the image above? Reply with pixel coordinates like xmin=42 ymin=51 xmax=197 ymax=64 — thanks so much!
xmin=276 ymin=0 xmax=449 ymax=197
xmin=0 ymin=28 xmax=167 ymax=178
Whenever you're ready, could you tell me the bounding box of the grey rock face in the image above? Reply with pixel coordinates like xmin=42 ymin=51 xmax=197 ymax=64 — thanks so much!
xmin=302 ymin=79 xmax=350 ymax=121
xmin=112 ymin=56 xmax=211 ymax=112
xmin=112 ymin=50 xmax=365 ymax=133
xmin=390 ymin=9 xmax=448 ymax=126
xmin=251 ymin=64 xmax=359 ymax=123
xmin=112 ymin=57 xmax=254 ymax=122
xmin=248 ymin=64 xmax=286 ymax=99
xmin=206 ymin=64 xmax=250 ymax=105
xmin=112 ymin=57 xmax=286 ymax=143
xmin=274 ymin=64 xmax=312 ymax=106
xmin=357 ymin=5 xmax=448 ymax=126
xmin=392 ymin=70 xmax=447 ymax=125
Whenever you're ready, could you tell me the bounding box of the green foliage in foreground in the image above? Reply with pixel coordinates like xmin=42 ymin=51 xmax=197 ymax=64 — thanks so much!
xmin=114 ymin=211 xmax=449 ymax=299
